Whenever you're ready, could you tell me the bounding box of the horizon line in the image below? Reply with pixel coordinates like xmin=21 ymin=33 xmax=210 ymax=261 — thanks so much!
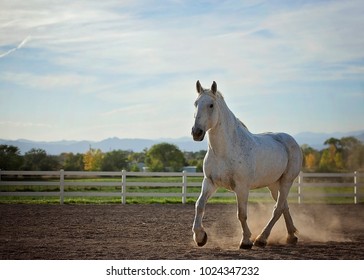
xmin=1 ymin=128 xmax=364 ymax=143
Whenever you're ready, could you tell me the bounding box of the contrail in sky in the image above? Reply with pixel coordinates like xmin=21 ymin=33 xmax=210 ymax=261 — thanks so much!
xmin=0 ymin=35 xmax=31 ymax=58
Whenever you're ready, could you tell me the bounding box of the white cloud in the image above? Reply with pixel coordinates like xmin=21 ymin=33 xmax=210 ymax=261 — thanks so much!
xmin=99 ymin=104 xmax=154 ymax=117
xmin=0 ymin=0 xmax=363 ymax=140
xmin=263 ymin=1 xmax=364 ymax=63
xmin=0 ymin=35 xmax=31 ymax=58
xmin=1 ymin=72 xmax=98 ymax=92
xmin=3 ymin=0 xmax=362 ymax=87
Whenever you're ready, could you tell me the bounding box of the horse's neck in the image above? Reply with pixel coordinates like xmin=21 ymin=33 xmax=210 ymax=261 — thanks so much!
xmin=207 ymin=99 xmax=250 ymax=155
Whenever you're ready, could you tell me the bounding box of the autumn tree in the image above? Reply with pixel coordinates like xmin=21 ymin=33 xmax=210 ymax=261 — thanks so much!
xmin=83 ymin=148 xmax=103 ymax=171
xmin=301 ymin=145 xmax=319 ymax=171
xmin=319 ymin=138 xmax=344 ymax=171
xmin=305 ymin=153 xmax=317 ymax=170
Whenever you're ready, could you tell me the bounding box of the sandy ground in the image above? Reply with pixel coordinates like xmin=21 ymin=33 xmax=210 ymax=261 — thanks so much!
xmin=0 ymin=203 xmax=363 ymax=260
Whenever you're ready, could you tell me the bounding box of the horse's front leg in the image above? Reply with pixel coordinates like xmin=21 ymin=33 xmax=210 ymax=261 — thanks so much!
xmin=235 ymin=188 xmax=253 ymax=249
xmin=192 ymin=177 xmax=217 ymax=247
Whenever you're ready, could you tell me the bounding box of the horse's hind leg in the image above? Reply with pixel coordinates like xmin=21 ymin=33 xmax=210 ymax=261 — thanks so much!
xmin=267 ymin=183 xmax=298 ymax=245
xmin=254 ymin=180 xmax=297 ymax=247
xmin=192 ymin=177 xmax=217 ymax=247
xmin=283 ymin=206 xmax=298 ymax=244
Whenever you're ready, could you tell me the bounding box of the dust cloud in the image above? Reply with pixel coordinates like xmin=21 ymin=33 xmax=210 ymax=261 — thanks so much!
xmin=204 ymin=202 xmax=353 ymax=249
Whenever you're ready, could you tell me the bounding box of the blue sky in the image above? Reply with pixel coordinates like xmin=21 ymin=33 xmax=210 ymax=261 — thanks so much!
xmin=0 ymin=0 xmax=363 ymax=141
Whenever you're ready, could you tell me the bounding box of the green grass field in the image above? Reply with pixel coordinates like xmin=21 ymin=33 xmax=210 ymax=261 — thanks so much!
xmin=0 ymin=176 xmax=362 ymax=204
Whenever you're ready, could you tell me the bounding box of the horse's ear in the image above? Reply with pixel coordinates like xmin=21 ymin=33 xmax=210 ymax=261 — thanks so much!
xmin=211 ymin=81 xmax=217 ymax=95
xmin=196 ymin=80 xmax=203 ymax=94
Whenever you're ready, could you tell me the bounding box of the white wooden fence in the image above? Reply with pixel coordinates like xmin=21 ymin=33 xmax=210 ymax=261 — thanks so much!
xmin=0 ymin=170 xmax=363 ymax=204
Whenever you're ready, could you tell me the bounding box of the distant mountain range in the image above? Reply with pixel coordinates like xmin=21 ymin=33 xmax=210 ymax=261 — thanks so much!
xmin=0 ymin=137 xmax=207 ymax=155
xmin=1 ymin=130 xmax=363 ymax=155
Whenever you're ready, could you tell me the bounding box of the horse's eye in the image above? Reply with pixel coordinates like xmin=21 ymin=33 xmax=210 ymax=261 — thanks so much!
xmin=209 ymin=104 xmax=214 ymax=109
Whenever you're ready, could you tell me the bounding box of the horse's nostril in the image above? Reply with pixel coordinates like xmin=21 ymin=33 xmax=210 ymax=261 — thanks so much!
xmin=192 ymin=127 xmax=202 ymax=136
xmin=192 ymin=126 xmax=205 ymax=141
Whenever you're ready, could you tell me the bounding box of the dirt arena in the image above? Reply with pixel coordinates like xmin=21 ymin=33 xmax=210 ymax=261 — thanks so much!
xmin=1 ymin=203 xmax=363 ymax=260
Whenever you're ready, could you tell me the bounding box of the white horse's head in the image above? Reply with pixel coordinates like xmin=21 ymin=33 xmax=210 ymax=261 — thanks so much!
xmin=191 ymin=80 xmax=220 ymax=141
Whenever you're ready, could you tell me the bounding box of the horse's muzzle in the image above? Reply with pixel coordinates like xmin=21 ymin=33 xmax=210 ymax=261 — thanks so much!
xmin=191 ymin=126 xmax=205 ymax=141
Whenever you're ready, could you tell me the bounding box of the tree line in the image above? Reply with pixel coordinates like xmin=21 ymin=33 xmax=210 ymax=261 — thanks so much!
xmin=0 ymin=143 xmax=205 ymax=172
xmin=302 ymin=137 xmax=364 ymax=172
xmin=1 ymin=137 xmax=363 ymax=172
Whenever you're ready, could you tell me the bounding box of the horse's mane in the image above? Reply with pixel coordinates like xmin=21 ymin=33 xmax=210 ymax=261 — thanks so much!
xmin=215 ymin=90 xmax=224 ymax=100
xmin=212 ymin=90 xmax=249 ymax=131
xmin=237 ymin=118 xmax=248 ymax=130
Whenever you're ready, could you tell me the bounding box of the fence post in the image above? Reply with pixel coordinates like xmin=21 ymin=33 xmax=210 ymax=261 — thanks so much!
xmin=354 ymin=171 xmax=357 ymax=205
xmin=60 ymin=169 xmax=64 ymax=205
xmin=182 ymin=171 xmax=187 ymax=204
xmin=298 ymin=172 xmax=303 ymax=204
xmin=121 ymin=170 xmax=126 ymax=205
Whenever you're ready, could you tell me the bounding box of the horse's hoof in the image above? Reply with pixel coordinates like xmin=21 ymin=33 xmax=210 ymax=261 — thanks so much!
xmin=286 ymin=235 xmax=298 ymax=245
xmin=240 ymin=243 xmax=253 ymax=250
xmin=197 ymin=232 xmax=208 ymax=247
xmin=253 ymin=239 xmax=267 ymax=248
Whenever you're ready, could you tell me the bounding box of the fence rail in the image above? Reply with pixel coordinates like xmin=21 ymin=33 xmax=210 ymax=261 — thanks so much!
xmin=0 ymin=170 xmax=363 ymax=204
